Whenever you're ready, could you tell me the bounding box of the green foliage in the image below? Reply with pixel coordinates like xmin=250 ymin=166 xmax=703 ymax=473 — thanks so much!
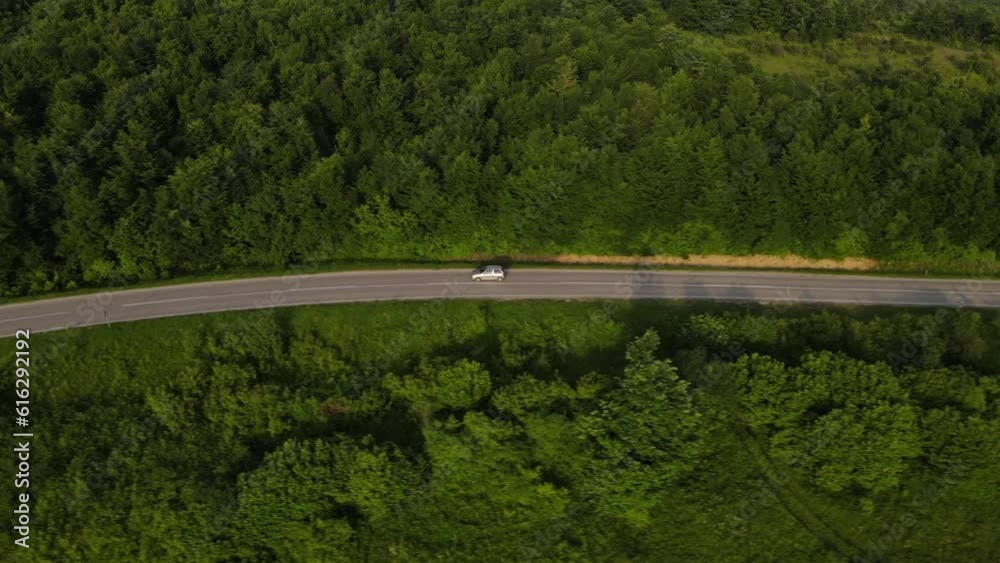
xmin=735 ymin=352 xmax=922 ymax=493
xmin=4 ymin=2 xmax=1000 ymax=295
xmin=492 ymin=374 xmax=576 ymax=416
xmin=386 ymin=358 xmax=492 ymax=413
xmin=808 ymin=403 xmax=921 ymax=493
xmin=233 ymin=436 xmax=418 ymax=560
xmin=579 ymin=330 xmax=705 ymax=527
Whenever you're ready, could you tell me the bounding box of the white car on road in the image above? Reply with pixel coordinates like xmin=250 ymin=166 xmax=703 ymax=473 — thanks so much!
xmin=471 ymin=265 xmax=506 ymax=281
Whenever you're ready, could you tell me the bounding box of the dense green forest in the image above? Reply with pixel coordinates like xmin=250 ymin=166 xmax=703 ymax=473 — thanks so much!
xmin=2 ymin=0 xmax=1000 ymax=296
xmin=2 ymin=300 xmax=998 ymax=561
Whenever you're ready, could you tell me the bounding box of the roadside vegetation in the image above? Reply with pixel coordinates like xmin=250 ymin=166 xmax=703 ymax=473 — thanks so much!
xmin=3 ymin=1 xmax=1000 ymax=296
xmin=2 ymin=300 xmax=997 ymax=561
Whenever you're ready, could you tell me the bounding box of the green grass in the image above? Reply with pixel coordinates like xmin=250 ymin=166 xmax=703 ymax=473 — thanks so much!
xmin=726 ymin=31 xmax=999 ymax=77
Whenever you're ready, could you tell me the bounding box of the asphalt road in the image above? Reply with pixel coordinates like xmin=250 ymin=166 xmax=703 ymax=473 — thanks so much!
xmin=2 ymin=268 xmax=1000 ymax=337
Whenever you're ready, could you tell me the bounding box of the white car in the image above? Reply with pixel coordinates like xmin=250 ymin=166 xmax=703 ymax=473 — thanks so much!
xmin=471 ymin=265 xmax=506 ymax=281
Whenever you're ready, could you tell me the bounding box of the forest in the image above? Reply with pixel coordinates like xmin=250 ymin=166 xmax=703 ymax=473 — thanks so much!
xmin=1 ymin=299 xmax=998 ymax=561
xmin=2 ymin=0 xmax=1000 ymax=295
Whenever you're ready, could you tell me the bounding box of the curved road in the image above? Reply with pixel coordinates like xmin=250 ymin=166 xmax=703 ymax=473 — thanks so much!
xmin=2 ymin=268 xmax=1000 ymax=337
